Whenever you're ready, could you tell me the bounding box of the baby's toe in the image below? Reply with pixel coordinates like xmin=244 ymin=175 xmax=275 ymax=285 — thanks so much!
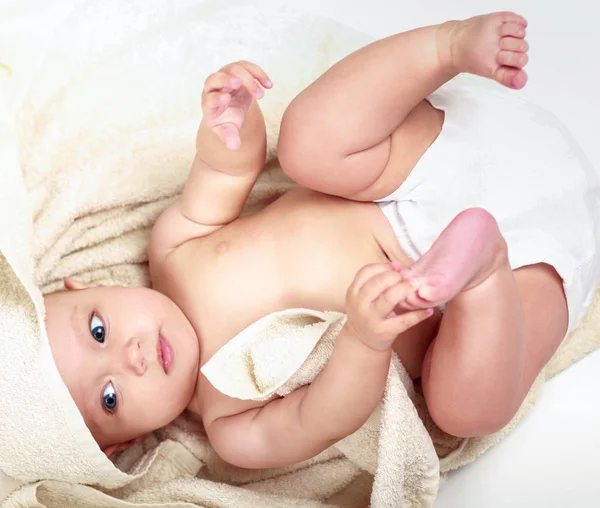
xmin=500 ymin=22 xmax=526 ymax=39
xmin=499 ymin=12 xmax=528 ymax=27
xmin=403 ymin=289 xmax=431 ymax=310
xmin=494 ymin=67 xmax=528 ymax=89
xmin=497 ymin=50 xmax=528 ymax=68
xmin=500 ymin=37 xmax=529 ymax=53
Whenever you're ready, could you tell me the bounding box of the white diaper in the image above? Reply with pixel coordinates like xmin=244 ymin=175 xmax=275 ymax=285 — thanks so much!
xmin=377 ymin=80 xmax=600 ymax=336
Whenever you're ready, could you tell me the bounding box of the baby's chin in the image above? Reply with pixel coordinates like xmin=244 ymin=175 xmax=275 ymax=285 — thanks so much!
xmin=184 ymin=381 xmax=203 ymax=416
xmin=169 ymin=326 xmax=201 ymax=387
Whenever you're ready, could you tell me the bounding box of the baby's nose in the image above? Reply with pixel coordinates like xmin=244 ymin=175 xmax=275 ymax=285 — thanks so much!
xmin=126 ymin=338 xmax=147 ymax=375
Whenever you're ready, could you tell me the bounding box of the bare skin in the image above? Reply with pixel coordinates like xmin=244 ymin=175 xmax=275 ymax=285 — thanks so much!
xmin=277 ymin=11 xmax=566 ymax=438
xmin=45 ymin=12 xmax=568 ymax=466
xmin=398 ymin=208 xmax=510 ymax=309
xmin=147 ymin=9 xmax=565 ymax=467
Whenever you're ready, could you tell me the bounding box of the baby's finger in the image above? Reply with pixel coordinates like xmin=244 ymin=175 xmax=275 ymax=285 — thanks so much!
xmin=224 ymin=63 xmax=264 ymax=98
xmin=381 ymin=308 xmax=434 ymax=335
xmin=357 ymin=270 xmax=404 ymax=304
xmin=348 ymin=263 xmax=395 ymax=298
xmin=204 ymin=72 xmax=240 ymax=94
xmin=372 ymin=279 xmax=418 ymax=318
xmin=203 ymin=91 xmax=230 ymax=115
xmin=216 ymin=123 xmax=241 ymax=151
xmin=236 ymin=61 xmax=272 ymax=88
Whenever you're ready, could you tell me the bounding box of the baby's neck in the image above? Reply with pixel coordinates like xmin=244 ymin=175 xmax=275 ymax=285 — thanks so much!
xmin=179 ymin=408 xmax=206 ymax=434
xmin=186 ymin=389 xmax=203 ymax=419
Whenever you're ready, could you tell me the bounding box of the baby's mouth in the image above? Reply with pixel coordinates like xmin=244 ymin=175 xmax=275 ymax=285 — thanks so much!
xmin=157 ymin=335 xmax=174 ymax=374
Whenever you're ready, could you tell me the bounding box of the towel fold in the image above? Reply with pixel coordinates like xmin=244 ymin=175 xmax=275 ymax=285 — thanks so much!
xmin=1 ymin=0 xmax=598 ymax=506
xmin=201 ymin=309 xmax=345 ymax=401
xmin=201 ymin=308 xmax=440 ymax=505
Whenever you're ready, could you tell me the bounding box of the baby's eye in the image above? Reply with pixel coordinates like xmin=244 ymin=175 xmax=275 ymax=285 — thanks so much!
xmin=90 ymin=314 xmax=105 ymax=343
xmin=103 ymin=382 xmax=117 ymax=412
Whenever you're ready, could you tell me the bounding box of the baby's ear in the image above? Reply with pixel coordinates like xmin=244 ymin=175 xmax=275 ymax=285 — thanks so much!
xmin=102 ymin=434 xmax=151 ymax=459
xmin=64 ymin=278 xmax=103 ymax=291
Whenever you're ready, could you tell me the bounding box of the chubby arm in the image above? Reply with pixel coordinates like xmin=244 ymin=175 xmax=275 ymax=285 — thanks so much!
xmin=207 ymin=326 xmax=391 ymax=468
xmin=205 ymin=264 xmax=433 ymax=469
xmin=151 ymin=62 xmax=272 ymax=256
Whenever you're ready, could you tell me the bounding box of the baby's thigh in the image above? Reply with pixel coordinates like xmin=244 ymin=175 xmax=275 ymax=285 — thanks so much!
xmin=392 ymin=310 xmax=441 ymax=379
xmin=279 ymin=100 xmax=443 ymax=202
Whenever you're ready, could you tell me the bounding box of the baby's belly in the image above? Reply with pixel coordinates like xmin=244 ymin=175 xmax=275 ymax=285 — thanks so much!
xmin=256 ymin=188 xmax=408 ymax=311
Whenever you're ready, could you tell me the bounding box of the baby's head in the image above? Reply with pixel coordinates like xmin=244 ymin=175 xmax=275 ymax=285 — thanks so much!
xmin=44 ymin=280 xmax=200 ymax=456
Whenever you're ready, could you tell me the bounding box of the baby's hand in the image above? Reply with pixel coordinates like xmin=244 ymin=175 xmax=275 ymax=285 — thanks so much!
xmin=202 ymin=61 xmax=272 ymax=150
xmin=345 ymin=263 xmax=434 ymax=351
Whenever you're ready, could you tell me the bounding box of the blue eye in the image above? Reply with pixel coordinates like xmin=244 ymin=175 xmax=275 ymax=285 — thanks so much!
xmin=90 ymin=314 xmax=105 ymax=343
xmin=103 ymin=382 xmax=117 ymax=412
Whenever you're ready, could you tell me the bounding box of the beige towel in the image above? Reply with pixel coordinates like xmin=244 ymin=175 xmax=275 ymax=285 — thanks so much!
xmin=200 ymin=308 xmax=439 ymax=506
xmin=1 ymin=0 xmax=598 ymax=506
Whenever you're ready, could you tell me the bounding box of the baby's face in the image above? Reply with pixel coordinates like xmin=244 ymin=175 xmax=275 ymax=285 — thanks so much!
xmin=44 ymin=283 xmax=200 ymax=454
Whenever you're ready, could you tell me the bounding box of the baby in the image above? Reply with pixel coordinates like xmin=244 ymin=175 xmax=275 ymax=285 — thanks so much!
xmin=44 ymin=11 xmax=600 ymax=466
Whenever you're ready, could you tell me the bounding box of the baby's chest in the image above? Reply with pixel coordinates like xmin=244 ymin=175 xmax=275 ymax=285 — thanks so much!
xmin=173 ymin=236 xmax=292 ymax=341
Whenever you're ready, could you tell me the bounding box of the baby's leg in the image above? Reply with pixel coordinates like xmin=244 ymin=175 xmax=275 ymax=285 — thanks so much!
xmin=400 ymin=209 xmax=568 ymax=437
xmin=278 ymin=12 xmax=528 ymax=201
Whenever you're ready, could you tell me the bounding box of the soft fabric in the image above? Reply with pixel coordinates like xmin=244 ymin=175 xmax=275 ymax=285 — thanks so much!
xmin=201 ymin=310 xmax=347 ymax=401
xmin=0 ymin=103 xmax=135 ymax=490
xmin=0 ymin=0 xmax=599 ymax=506
xmin=201 ymin=308 xmax=440 ymax=505
xmin=377 ymin=80 xmax=600 ymax=336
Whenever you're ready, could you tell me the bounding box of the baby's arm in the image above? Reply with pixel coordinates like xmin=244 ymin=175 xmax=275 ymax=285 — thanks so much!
xmin=151 ymin=62 xmax=272 ymax=255
xmin=205 ymin=264 xmax=433 ymax=469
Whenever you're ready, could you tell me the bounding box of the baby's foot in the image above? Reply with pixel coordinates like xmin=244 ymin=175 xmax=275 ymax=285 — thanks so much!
xmin=438 ymin=12 xmax=529 ymax=89
xmin=397 ymin=208 xmax=509 ymax=310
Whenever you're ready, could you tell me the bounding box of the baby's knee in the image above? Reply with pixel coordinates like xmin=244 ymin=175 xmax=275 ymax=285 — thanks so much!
xmin=427 ymin=393 xmax=517 ymax=438
xmin=277 ymin=104 xmax=318 ymax=184
xmin=278 ymin=102 xmax=362 ymax=197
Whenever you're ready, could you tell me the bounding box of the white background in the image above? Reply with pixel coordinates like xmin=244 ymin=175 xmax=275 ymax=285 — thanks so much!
xmin=1 ymin=1 xmax=599 ymax=506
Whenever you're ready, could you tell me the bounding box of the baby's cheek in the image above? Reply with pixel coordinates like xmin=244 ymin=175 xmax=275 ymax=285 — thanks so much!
xmin=161 ymin=377 xmax=194 ymax=420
